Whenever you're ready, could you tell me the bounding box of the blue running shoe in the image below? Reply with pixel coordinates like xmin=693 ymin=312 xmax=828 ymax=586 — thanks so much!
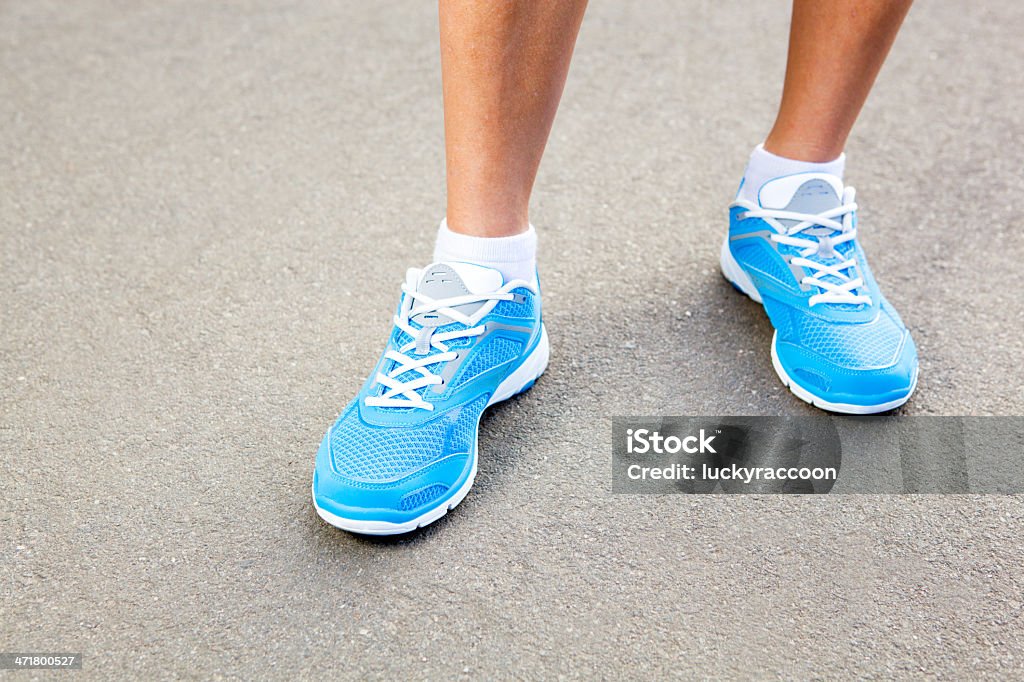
xmin=312 ymin=262 xmax=548 ymax=534
xmin=721 ymin=172 xmax=918 ymax=414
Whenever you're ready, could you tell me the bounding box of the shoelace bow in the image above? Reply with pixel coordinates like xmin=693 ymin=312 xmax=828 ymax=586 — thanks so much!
xmin=364 ymin=283 xmax=516 ymax=411
xmin=741 ymin=188 xmax=871 ymax=306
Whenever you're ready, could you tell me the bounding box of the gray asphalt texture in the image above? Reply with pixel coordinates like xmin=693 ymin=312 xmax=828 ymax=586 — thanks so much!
xmin=2 ymin=1 xmax=1024 ymax=679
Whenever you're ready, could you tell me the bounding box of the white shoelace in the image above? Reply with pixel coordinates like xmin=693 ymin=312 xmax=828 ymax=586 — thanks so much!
xmin=740 ymin=187 xmax=872 ymax=307
xmin=364 ymin=282 xmax=518 ymax=411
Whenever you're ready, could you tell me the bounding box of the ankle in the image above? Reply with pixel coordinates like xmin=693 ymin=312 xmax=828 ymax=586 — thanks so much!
xmin=444 ymin=202 xmax=531 ymax=238
xmin=762 ymin=137 xmax=845 ymax=164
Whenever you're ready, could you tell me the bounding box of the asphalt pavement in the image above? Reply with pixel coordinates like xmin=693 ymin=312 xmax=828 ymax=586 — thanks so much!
xmin=2 ymin=1 xmax=1023 ymax=678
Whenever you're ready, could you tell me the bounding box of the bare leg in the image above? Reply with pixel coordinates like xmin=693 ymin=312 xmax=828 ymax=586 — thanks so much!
xmin=764 ymin=0 xmax=913 ymax=162
xmin=440 ymin=0 xmax=588 ymax=237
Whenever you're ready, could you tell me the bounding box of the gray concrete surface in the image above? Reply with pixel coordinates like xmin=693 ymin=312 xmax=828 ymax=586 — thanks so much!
xmin=2 ymin=0 xmax=1023 ymax=678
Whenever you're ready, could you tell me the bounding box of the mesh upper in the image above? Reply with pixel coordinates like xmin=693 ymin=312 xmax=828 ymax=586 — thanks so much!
xmin=490 ymin=289 xmax=536 ymax=319
xmin=733 ymin=241 xmax=792 ymax=284
xmin=786 ymin=302 xmax=905 ymax=368
xmin=453 ymin=337 xmax=524 ymax=389
xmin=398 ymin=484 xmax=449 ymax=511
xmin=330 ymin=395 xmax=487 ymax=482
xmin=762 ymin=297 xmax=795 ymax=339
xmin=793 ymin=368 xmax=830 ymax=391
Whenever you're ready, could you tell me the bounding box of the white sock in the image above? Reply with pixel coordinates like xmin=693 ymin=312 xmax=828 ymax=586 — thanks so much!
xmin=432 ymin=219 xmax=538 ymax=286
xmin=737 ymin=143 xmax=846 ymax=205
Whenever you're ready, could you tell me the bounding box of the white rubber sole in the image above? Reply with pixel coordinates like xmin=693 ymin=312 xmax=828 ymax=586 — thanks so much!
xmin=313 ymin=324 xmax=550 ymax=536
xmin=720 ymin=237 xmax=916 ymax=415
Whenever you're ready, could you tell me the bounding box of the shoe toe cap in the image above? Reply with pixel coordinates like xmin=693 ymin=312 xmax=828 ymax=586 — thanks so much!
xmin=312 ymin=430 xmax=471 ymax=523
xmin=775 ymin=329 xmax=918 ymax=409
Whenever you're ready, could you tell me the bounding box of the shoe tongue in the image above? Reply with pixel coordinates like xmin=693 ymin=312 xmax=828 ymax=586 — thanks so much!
xmin=759 ymin=172 xmax=844 ymax=209
xmin=409 ymin=262 xmax=503 ymax=327
xmin=759 ymin=173 xmax=844 ymax=231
